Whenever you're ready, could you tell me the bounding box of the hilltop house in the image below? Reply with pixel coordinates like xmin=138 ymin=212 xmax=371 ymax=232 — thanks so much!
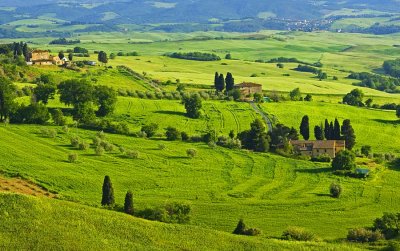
xmin=290 ymin=140 xmax=346 ymax=158
xmin=28 ymin=50 xmax=67 ymax=66
xmin=234 ymin=82 xmax=262 ymax=99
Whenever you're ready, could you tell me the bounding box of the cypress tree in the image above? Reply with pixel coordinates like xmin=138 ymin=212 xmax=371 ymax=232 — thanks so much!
xmin=300 ymin=115 xmax=310 ymax=140
xmin=225 ymin=72 xmax=235 ymax=92
xmin=324 ymin=119 xmax=330 ymax=140
xmin=314 ymin=125 xmax=324 ymax=140
xmin=334 ymin=118 xmax=341 ymax=140
xmin=214 ymin=72 xmax=219 ymax=90
xmin=341 ymin=119 xmax=356 ymax=150
xmin=217 ymin=73 xmax=225 ymax=92
xmin=101 ymin=175 xmax=115 ymax=206
xmin=329 ymin=122 xmax=334 ymax=140
xmin=124 ymin=191 xmax=134 ymax=215
xmin=233 ymin=219 xmax=246 ymax=235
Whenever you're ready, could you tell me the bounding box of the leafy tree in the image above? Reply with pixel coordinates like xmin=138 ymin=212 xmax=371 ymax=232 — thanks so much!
xmin=101 ymin=175 xmax=115 ymax=206
xmin=68 ymin=53 xmax=73 ymax=61
xmin=304 ymin=94 xmax=313 ymax=101
xmin=361 ymin=145 xmax=372 ymax=156
xmin=225 ymin=72 xmax=235 ymax=92
xmin=330 ymin=183 xmax=342 ymax=198
xmin=314 ymin=125 xmax=324 ymax=140
xmin=289 ymin=88 xmax=301 ymax=101
xmin=300 ymin=115 xmax=310 ymax=140
xmin=124 ymin=191 xmax=134 ymax=215
xmin=324 ymin=119 xmax=330 ymax=140
xmin=58 ymin=51 xmax=65 ymax=60
xmin=341 ymin=119 xmax=356 ymax=150
xmin=238 ymin=119 xmax=270 ymax=152
xmin=93 ymin=86 xmax=117 ymax=117
xmin=0 ymin=77 xmax=17 ymax=121
xmin=141 ymin=123 xmax=159 ymax=137
xmin=318 ymin=72 xmax=327 ymax=80
xmin=51 ymin=108 xmax=66 ymax=126
xmin=34 ymin=83 xmax=56 ymax=104
xmin=374 ymin=212 xmax=400 ymax=239
xmin=58 ymin=79 xmax=94 ymax=108
xmin=74 ymin=103 xmax=96 ymax=123
xmin=333 ymin=118 xmax=341 ymax=140
xmin=229 ymin=89 xmax=242 ymax=101
xmin=332 ymin=150 xmax=356 ymax=171
xmin=10 ymin=103 xmax=50 ymax=124
xmin=268 ymin=124 xmax=298 ymax=150
xmin=253 ymin=93 xmax=263 ymax=103
xmin=182 ymin=93 xmax=202 ymax=119
xmin=225 ymin=53 xmax=232 ymax=59
xmin=165 ymin=126 xmax=180 ymax=141
xmin=98 ymin=51 xmax=108 ymax=65
xmin=343 ymin=89 xmax=364 ymax=107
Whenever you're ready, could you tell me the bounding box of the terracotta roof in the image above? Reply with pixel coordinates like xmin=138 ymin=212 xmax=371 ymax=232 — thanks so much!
xmin=234 ymin=82 xmax=262 ymax=88
xmin=290 ymin=140 xmax=345 ymax=149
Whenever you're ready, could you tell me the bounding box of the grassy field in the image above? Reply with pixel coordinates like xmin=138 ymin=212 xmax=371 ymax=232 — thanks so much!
xmin=0 ymin=193 xmax=364 ymax=250
xmin=262 ymin=101 xmax=400 ymax=154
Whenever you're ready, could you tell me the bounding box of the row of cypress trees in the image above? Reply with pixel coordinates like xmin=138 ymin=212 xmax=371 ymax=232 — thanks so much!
xmin=214 ymin=72 xmax=235 ymax=92
xmin=300 ymin=115 xmax=356 ymax=149
xmin=101 ymin=175 xmax=134 ymax=215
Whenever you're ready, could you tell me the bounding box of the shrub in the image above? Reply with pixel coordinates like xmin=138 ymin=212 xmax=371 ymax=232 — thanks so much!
xmin=124 ymin=191 xmax=134 ymax=215
xmin=78 ymin=142 xmax=89 ymax=150
xmin=92 ymin=137 xmax=102 ymax=147
xmin=52 ymin=108 xmax=66 ymax=126
xmin=141 ymin=123 xmax=159 ymax=137
xmin=62 ymin=125 xmax=69 ymax=133
xmin=208 ymin=141 xmax=217 ymax=149
xmin=186 ymin=148 xmax=197 ymax=158
xmin=137 ymin=131 xmax=147 ymax=138
xmin=119 ymin=146 xmax=126 ymax=154
xmin=70 ymin=136 xmax=80 ymax=148
xmin=332 ymin=150 xmax=356 ymax=171
xmin=165 ymin=127 xmax=180 ymax=141
xmin=245 ymin=228 xmax=262 ymax=236
xmin=126 ymin=150 xmax=139 ymax=159
xmin=330 ymin=183 xmax=342 ymax=198
xmin=361 ymin=145 xmax=372 ymax=157
xmin=95 ymin=146 xmax=105 ymax=156
xmin=232 ymin=219 xmax=261 ymax=236
xmin=374 ymin=212 xmax=400 ymax=239
xmin=181 ymin=131 xmax=189 ymax=141
xmin=102 ymin=142 xmax=115 ymax=152
xmin=347 ymin=228 xmax=383 ymax=242
xmin=68 ymin=153 xmax=78 ymax=163
xmin=158 ymin=144 xmax=166 ymax=150
xmin=97 ymin=130 xmax=106 ymax=140
xmin=282 ymin=226 xmax=317 ymax=241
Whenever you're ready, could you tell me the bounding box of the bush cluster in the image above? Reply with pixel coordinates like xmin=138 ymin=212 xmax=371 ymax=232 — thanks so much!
xmin=282 ymin=226 xmax=317 ymax=241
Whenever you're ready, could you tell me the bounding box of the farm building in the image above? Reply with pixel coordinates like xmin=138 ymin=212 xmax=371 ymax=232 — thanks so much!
xmin=234 ymin=82 xmax=262 ymax=97
xmin=290 ymin=140 xmax=346 ymax=158
xmin=28 ymin=50 xmax=67 ymax=66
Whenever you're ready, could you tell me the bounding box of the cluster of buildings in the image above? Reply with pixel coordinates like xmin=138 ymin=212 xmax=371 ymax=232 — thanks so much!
xmin=26 ymin=50 xmax=68 ymax=66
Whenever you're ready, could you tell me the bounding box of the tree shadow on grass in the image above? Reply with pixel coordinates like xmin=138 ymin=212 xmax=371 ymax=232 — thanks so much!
xmin=372 ymin=119 xmax=400 ymax=126
xmin=168 ymin=156 xmax=190 ymax=160
xmin=295 ymin=167 xmax=332 ymax=174
xmin=388 ymin=158 xmax=400 ymax=171
xmin=154 ymin=111 xmax=186 ymax=116
xmin=312 ymin=193 xmax=331 ymax=197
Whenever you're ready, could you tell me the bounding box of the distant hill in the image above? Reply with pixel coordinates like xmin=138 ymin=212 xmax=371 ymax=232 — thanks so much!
xmin=1 ymin=0 xmax=400 ymax=25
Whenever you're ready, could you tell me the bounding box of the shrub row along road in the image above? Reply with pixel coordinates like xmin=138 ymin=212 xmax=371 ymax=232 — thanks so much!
xmin=250 ymin=102 xmax=273 ymax=132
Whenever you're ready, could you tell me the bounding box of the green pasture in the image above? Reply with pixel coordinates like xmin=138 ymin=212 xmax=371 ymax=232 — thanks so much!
xmin=262 ymin=101 xmax=400 ymax=154
xmin=0 ymin=193 xmax=363 ymax=250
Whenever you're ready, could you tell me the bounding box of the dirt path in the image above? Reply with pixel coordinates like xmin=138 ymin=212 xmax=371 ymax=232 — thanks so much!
xmin=249 ymin=102 xmax=273 ymax=133
xmin=0 ymin=176 xmax=56 ymax=198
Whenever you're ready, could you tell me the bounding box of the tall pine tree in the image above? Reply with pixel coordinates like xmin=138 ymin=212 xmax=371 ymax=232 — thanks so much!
xmin=324 ymin=119 xmax=330 ymax=140
xmin=300 ymin=115 xmax=310 ymax=140
xmin=214 ymin=72 xmax=219 ymax=91
xmin=329 ymin=122 xmax=334 ymax=140
xmin=124 ymin=191 xmax=134 ymax=215
xmin=217 ymin=73 xmax=225 ymax=92
xmin=314 ymin=125 xmax=324 ymax=140
xmin=341 ymin=119 xmax=356 ymax=150
xmin=225 ymin=72 xmax=235 ymax=92
xmin=101 ymin=175 xmax=115 ymax=206
xmin=334 ymin=118 xmax=341 ymax=140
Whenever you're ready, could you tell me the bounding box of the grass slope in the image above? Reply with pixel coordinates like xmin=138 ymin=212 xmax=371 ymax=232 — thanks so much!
xmin=0 ymin=193 xmax=361 ymax=250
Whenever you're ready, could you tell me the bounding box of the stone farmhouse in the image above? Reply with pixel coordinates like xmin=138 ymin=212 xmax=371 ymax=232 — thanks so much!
xmin=27 ymin=50 xmax=67 ymax=66
xmin=290 ymin=140 xmax=346 ymax=158
xmin=234 ymin=82 xmax=262 ymax=100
